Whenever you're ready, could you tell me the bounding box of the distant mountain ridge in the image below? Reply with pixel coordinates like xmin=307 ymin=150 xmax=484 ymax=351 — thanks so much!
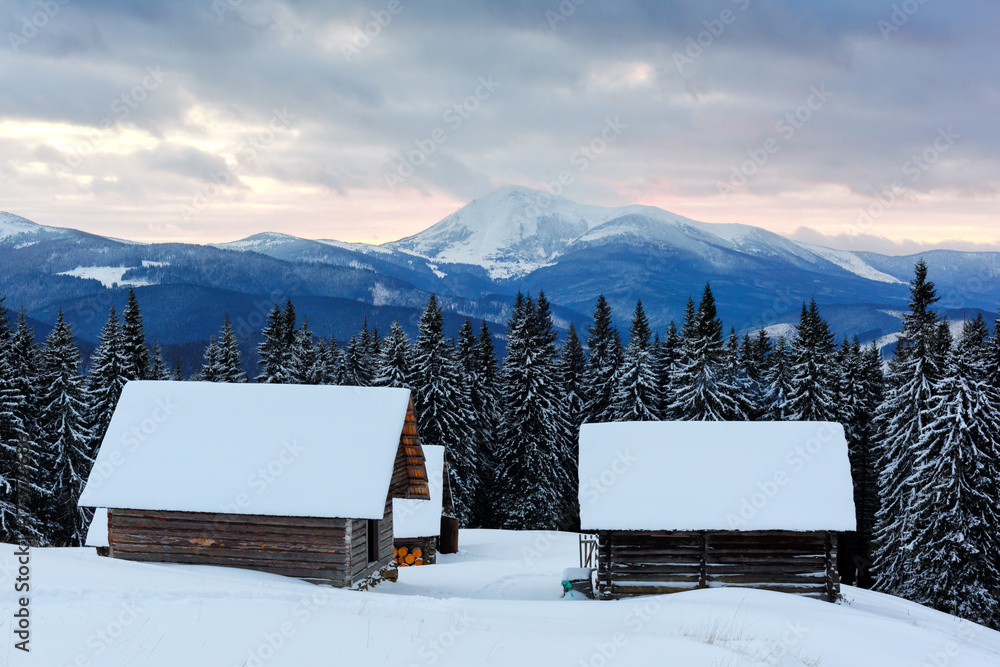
xmin=2 ymin=186 xmax=998 ymax=372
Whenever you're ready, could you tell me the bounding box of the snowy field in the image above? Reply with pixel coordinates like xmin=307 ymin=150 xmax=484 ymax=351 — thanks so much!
xmin=2 ymin=530 xmax=998 ymax=666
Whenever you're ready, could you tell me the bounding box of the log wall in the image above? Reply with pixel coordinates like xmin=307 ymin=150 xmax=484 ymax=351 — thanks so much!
xmin=108 ymin=508 xmax=355 ymax=586
xmin=596 ymin=530 xmax=839 ymax=601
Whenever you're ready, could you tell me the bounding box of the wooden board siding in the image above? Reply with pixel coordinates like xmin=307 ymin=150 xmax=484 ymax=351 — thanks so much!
xmin=108 ymin=508 xmax=354 ymax=586
xmin=348 ymin=494 xmax=395 ymax=583
xmin=596 ymin=530 xmax=839 ymax=601
xmin=391 ymin=398 xmax=430 ymax=501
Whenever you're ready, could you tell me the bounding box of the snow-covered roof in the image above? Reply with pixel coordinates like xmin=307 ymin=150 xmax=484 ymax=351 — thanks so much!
xmin=393 ymin=445 xmax=445 ymax=538
xmin=79 ymin=381 xmax=414 ymax=520
xmin=85 ymin=508 xmax=109 ymax=548
xmin=578 ymin=421 xmax=856 ymax=532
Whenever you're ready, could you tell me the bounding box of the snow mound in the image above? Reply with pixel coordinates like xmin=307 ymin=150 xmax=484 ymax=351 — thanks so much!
xmin=4 ymin=530 xmax=998 ymax=666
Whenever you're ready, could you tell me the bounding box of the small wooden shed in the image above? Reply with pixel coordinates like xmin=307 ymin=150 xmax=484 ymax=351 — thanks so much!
xmin=579 ymin=421 xmax=856 ymax=601
xmin=79 ymin=381 xmax=428 ymax=586
xmin=392 ymin=444 xmax=459 ymax=566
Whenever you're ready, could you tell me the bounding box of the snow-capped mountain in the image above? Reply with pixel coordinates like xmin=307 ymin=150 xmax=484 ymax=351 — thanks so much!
xmin=2 ymin=185 xmax=998 ymax=372
xmin=384 ymin=185 xmax=907 ymax=285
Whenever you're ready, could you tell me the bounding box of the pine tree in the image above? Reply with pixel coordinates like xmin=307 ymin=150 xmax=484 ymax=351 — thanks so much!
xmin=342 ymin=334 xmax=375 ymax=387
xmin=0 ymin=297 xmax=18 ymax=540
xmin=473 ymin=320 xmax=501 ymax=528
xmin=655 ymin=321 xmax=682 ymax=418
xmin=375 ymin=321 xmax=411 ymax=388
xmin=410 ymin=296 xmax=478 ymax=525
xmin=873 ymin=259 xmax=948 ymax=596
xmin=37 ymin=311 xmax=93 ymax=545
xmin=763 ymin=335 xmax=792 ymax=420
xmin=214 ymin=314 xmax=247 ymax=383
xmin=2 ymin=311 xmax=46 ymax=544
xmin=905 ymin=326 xmax=1000 ymax=626
xmin=537 ymin=292 xmax=576 ymax=526
xmin=560 ymin=324 xmax=588 ymax=435
xmin=611 ymin=301 xmax=659 ymax=421
xmin=986 ymin=313 xmax=1000 ymax=391
xmin=785 ymin=300 xmax=837 ymax=422
xmin=256 ymin=303 xmax=292 ymax=383
xmin=494 ymin=294 xmax=567 ymax=529
xmin=196 ymin=337 xmax=222 ymax=381
xmin=87 ymin=305 xmax=129 ymax=450
xmin=121 ymin=289 xmax=150 ymax=381
xmin=290 ymin=319 xmax=321 ymax=385
xmin=669 ymin=285 xmax=747 ymax=421
xmin=583 ymin=295 xmax=622 ymax=423
xmin=150 ymin=342 xmax=171 ymax=380
xmin=172 ymin=359 xmax=184 ymax=381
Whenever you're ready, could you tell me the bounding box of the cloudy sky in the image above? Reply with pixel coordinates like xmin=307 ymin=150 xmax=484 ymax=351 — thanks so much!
xmin=1 ymin=0 xmax=997 ymax=252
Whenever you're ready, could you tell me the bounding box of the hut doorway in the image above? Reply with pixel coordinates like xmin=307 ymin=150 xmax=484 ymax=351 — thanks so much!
xmin=367 ymin=519 xmax=380 ymax=563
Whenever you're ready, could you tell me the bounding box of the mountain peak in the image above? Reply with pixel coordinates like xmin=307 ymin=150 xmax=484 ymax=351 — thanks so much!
xmin=0 ymin=211 xmax=44 ymax=242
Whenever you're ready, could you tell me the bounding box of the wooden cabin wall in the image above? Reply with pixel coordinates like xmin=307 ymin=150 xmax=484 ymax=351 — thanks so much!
xmin=108 ymin=508 xmax=354 ymax=586
xmin=349 ymin=494 xmax=395 ymax=583
xmin=597 ymin=530 xmax=838 ymax=601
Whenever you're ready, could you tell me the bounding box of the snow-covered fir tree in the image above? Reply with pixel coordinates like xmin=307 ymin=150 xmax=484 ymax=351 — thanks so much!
xmin=342 ymin=334 xmax=375 ymax=387
xmin=37 ymin=311 xmax=93 ymax=546
xmin=472 ymin=320 xmax=501 ymax=528
xmin=171 ymin=359 xmax=184 ymax=381
xmin=0 ymin=298 xmax=17 ymax=541
xmin=986 ymin=313 xmax=1000 ymax=391
xmin=216 ymin=314 xmax=248 ymax=383
xmin=655 ymin=321 xmax=682 ymax=418
xmin=87 ymin=305 xmax=129 ymax=450
xmin=784 ymin=300 xmax=837 ymax=422
xmin=256 ymin=303 xmax=293 ymax=383
xmin=196 ymin=337 xmax=222 ymax=381
xmin=410 ymin=296 xmax=478 ymax=525
xmin=291 ymin=319 xmax=322 ymax=385
xmin=494 ymin=294 xmax=568 ymax=529
xmin=583 ymin=295 xmax=622 ymax=423
xmin=611 ymin=300 xmax=660 ymax=421
xmin=763 ymin=335 xmax=792 ymax=419
xmin=121 ymin=289 xmax=150 ymax=381
xmin=150 ymin=342 xmax=171 ymax=381
xmin=904 ymin=320 xmax=1000 ymax=627
xmin=669 ymin=285 xmax=747 ymax=421
xmin=560 ymin=324 xmax=588 ymax=436
xmin=375 ymin=321 xmax=411 ymax=388
xmin=873 ymin=259 xmax=950 ymax=597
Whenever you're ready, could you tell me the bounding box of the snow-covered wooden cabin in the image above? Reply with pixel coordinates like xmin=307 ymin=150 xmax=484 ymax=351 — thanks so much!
xmin=391 ymin=444 xmax=458 ymax=566
xmin=579 ymin=421 xmax=856 ymax=601
xmin=78 ymin=381 xmax=429 ymax=586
